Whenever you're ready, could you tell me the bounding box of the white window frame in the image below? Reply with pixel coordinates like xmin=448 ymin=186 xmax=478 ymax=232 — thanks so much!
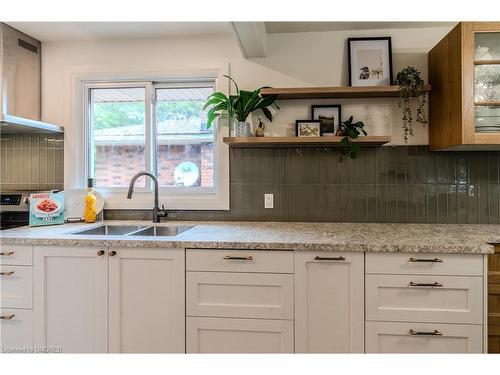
xmin=71 ymin=68 xmax=229 ymax=210
xmin=85 ymin=81 xmax=153 ymax=194
xmin=153 ymin=80 xmax=217 ymax=196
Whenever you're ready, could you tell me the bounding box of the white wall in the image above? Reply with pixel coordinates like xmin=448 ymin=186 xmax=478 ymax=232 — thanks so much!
xmin=41 ymin=26 xmax=453 ymax=189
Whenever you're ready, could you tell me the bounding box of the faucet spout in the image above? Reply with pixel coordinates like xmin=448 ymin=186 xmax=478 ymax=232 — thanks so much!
xmin=126 ymin=171 xmax=166 ymax=223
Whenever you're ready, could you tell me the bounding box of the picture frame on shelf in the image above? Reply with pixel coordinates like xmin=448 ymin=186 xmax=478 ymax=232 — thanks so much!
xmin=311 ymin=104 xmax=341 ymax=137
xmin=295 ymin=120 xmax=322 ymax=137
xmin=348 ymin=37 xmax=393 ymax=87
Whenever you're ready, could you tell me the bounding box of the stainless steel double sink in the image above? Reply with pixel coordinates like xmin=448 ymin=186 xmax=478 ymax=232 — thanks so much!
xmin=71 ymin=224 xmax=194 ymax=237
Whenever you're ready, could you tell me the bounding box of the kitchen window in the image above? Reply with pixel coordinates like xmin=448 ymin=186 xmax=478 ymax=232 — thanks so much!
xmin=81 ymin=74 xmax=229 ymax=210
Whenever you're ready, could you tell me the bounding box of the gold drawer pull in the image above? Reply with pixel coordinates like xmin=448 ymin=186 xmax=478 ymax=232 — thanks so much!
xmin=315 ymin=256 xmax=346 ymax=261
xmin=409 ymin=257 xmax=443 ymax=263
xmin=409 ymin=329 xmax=443 ymax=336
xmin=0 ymin=252 xmax=15 ymax=256
xmin=409 ymin=281 xmax=443 ymax=287
xmin=0 ymin=271 xmax=15 ymax=276
xmin=223 ymin=256 xmax=253 ymax=261
xmin=0 ymin=314 xmax=15 ymax=320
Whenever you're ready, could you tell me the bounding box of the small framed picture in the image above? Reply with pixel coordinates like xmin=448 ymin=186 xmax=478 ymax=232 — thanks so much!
xmin=311 ymin=105 xmax=341 ymax=137
xmin=348 ymin=37 xmax=393 ymax=86
xmin=295 ymin=120 xmax=322 ymax=137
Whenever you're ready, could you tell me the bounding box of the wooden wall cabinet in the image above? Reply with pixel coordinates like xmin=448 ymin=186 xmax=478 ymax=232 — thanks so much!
xmin=429 ymin=22 xmax=500 ymax=150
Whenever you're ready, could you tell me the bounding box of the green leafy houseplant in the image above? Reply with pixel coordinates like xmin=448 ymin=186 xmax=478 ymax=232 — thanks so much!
xmin=203 ymin=75 xmax=279 ymax=130
xmin=339 ymin=116 xmax=367 ymax=159
xmin=395 ymin=66 xmax=427 ymax=143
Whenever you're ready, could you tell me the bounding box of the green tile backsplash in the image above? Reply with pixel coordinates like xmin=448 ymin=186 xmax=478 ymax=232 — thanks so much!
xmin=0 ymin=133 xmax=64 ymax=192
xmin=105 ymin=146 xmax=500 ymax=224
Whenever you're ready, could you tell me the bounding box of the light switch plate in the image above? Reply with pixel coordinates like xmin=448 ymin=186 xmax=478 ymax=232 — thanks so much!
xmin=264 ymin=194 xmax=274 ymax=209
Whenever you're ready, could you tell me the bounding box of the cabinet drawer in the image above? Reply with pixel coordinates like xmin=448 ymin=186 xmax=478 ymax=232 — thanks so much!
xmin=187 ymin=272 xmax=293 ymax=320
xmin=0 ymin=266 xmax=33 ymax=309
xmin=0 ymin=309 xmax=34 ymax=351
xmin=0 ymin=245 xmax=33 ymax=266
xmin=186 ymin=249 xmax=293 ymax=273
xmin=366 ymin=252 xmax=483 ymax=276
xmin=187 ymin=317 xmax=294 ymax=353
xmin=366 ymin=321 xmax=483 ymax=353
xmin=366 ymin=274 xmax=483 ymax=324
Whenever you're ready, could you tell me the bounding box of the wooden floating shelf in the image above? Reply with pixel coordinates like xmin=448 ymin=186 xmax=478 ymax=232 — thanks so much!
xmin=260 ymin=85 xmax=431 ymax=100
xmin=475 ymin=100 xmax=500 ymax=106
xmin=474 ymin=59 xmax=500 ymax=65
xmin=223 ymin=136 xmax=392 ymax=147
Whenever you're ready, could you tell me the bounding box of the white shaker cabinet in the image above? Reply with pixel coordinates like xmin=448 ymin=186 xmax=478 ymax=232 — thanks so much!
xmin=294 ymin=251 xmax=364 ymax=353
xmin=365 ymin=321 xmax=483 ymax=353
xmin=108 ymin=248 xmax=185 ymax=353
xmin=33 ymin=246 xmax=108 ymax=353
xmin=0 ymin=309 xmax=34 ymax=351
xmin=33 ymin=246 xmax=185 ymax=353
xmin=365 ymin=252 xmax=485 ymax=354
xmin=186 ymin=249 xmax=295 ymax=353
xmin=187 ymin=317 xmax=294 ymax=353
xmin=1 ymin=245 xmax=34 ymax=352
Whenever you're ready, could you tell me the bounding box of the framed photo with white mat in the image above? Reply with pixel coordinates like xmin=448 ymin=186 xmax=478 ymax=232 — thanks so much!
xmin=348 ymin=37 xmax=393 ymax=86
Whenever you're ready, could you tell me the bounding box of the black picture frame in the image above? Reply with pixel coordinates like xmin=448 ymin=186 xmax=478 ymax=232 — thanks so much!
xmin=295 ymin=120 xmax=323 ymax=137
xmin=311 ymin=104 xmax=342 ymax=136
xmin=347 ymin=37 xmax=393 ymax=86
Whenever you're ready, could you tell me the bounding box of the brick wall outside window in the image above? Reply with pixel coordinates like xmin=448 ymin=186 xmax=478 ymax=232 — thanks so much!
xmin=94 ymin=143 xmax=214 ymax=188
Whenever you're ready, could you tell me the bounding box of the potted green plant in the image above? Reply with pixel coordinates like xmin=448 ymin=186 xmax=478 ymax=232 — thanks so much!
xmin=203 ymin=75 xmax=279 ymax=136
xmin=338 ymin=116 xmax=367 ymax=159
xmin=395 ymin=66 xmax=427 ymax=143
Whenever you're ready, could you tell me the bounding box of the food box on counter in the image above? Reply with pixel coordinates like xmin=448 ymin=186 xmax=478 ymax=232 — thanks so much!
xmin=29 ymin=191 xmax=65 ymax=227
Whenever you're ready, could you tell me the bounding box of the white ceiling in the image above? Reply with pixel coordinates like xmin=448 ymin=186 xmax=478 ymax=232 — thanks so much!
xmin=7 ymin=22 xmax=233 ymax=42
xmin=6 ymin=21 xmax=458 ymax=42
xmin=265 ymin=22 xmax=457 ymax=33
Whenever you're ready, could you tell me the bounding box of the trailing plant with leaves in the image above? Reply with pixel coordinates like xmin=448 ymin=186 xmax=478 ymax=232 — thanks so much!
xmin=202 ymin=75 xmax=279 ymax=128
xmin=339 ymin=116 xmax=367 ymax=159
xmin=395 ymin=66 xmax=427 ymax=143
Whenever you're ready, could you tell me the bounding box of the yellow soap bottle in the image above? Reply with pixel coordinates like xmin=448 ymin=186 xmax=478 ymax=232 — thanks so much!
xmin=84 ymin=178 xmax=97 ymax=223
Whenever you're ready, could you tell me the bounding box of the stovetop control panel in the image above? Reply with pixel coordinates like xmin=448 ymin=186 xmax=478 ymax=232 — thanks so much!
xmin=0 ymin=194 xmax=23 ymax=206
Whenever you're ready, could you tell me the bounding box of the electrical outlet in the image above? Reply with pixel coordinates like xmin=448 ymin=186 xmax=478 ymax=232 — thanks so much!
xmin=264 ymin=194 xmax=274 ymax=209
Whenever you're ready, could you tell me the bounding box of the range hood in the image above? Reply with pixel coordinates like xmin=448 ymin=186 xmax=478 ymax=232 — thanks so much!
xmin=0 ymin=23 xmax=63 ymax=134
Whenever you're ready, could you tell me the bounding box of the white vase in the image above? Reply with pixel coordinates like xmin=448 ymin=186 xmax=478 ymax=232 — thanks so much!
xmin=232 ymin=121 xmax=252 ymax=137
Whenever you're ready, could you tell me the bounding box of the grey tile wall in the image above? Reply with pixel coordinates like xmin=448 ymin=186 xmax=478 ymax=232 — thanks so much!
xmin=0 ymin=133 xmax=64 ymax=192
xmin=105 ymin=146 xmax=500 ymax=224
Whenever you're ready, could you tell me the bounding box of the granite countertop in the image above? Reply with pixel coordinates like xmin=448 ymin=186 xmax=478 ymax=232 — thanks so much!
xmin=1 ymin=220 xmax=499 ymax=254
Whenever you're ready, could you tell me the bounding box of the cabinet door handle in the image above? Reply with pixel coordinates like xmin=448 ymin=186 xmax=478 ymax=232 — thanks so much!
xmin=0 ymin=314 xmax=15 ymax=320
xmin=97 ymin=250 xmax=105 ymax=256
xmin=223 ymin=255 xmax=253 ymax=261
xmin=109 ymin=251 xmax=117 ymax=257
xmin=314 ymin=256 xmax=346 ymax=261
xmin=0 ymin=252 xmax=15 ymax=256
xmin=0 ymin=271 xmax=15 ymax=276
xmin=409 ymin=281 xmax=443 ymax=287
xmin=409 ymin=257 xmax=443 ymax=263
xmin=409 ymin=329 xmax=443 ymax=336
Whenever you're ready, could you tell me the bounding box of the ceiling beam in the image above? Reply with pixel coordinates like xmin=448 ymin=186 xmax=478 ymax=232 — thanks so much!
xmin=230 ymin=22 xmax=267 ymax=59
